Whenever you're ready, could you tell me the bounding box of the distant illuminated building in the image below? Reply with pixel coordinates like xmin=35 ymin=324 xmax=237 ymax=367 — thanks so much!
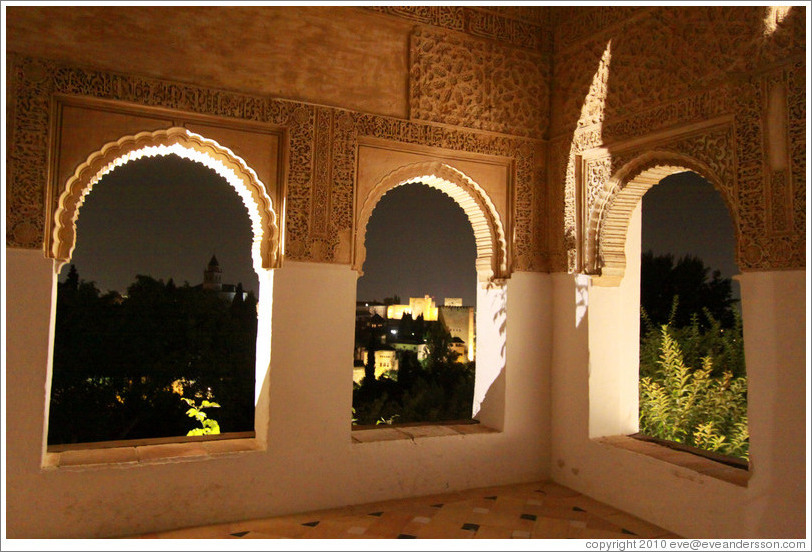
xmin=357 ymin=294 xmax=476 ymax=368
xmin=386 ymin=295 xmax=439 ymax=321
xmin=438 ymin=304 xmax=476 ymax=362
xmin=353 ymin=347 xmax=399 ymax=384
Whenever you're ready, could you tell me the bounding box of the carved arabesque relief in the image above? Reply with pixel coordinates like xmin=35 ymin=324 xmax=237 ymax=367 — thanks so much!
xmin=549 ymin=7 xmax=805 ymax=274
xmin=368 ymin=6 xmax=550 ymax=52
xmin=551 ymin=6 xmax=805 ymax=137
xmin=584 ymin=147 xmax=735 ymax=285
xmin=410 ymin=27 xmax=550 ymax=139
xmin=51 ymin=127 xmax=279 ymax=272
xmin=7 ymin=54 xmax=546 ymax=273
xmin=355 ymin=161 xmax=509 ymax=283
xmin=552 ymin=6 xmax=648 ymax=53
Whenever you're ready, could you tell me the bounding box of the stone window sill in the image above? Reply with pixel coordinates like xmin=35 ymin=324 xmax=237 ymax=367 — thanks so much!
xmin=43 ymin=432 xmax=262 ymax=469
xmin=351 ymin=420 xmax=498 ymax=444
xmin=594 ymin=434 xmax=750 ymax=487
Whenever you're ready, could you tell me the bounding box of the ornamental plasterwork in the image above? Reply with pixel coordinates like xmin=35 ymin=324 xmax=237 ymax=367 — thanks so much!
xmin=552 ymin=6 xmax=648 ymax=53
xmin=548 ymin=6 xmax=805 ymax=274
xmin=352 ymin=114 xmax=545 ymax=272
xmin=410 ymin=27 xmax=550 ymax=139
xmin=551 ymin=6 xmax=805 ymax=137
xmin=570 ymin=61 xmax=806 ymax=279
xmin=355 ymin=161 xmax=509 ymax=283
xmin=582 ymin=125 xmax=738 ymax=280
xmin=368 ymin=6 xmax=550 ymax=52
xmin=51 ymin=127 xmax=279 ymax=271
xmin=730 ymin=62 xmax=806 ymax=270
xmin=7 ymin=54 xmax=546 ymax=273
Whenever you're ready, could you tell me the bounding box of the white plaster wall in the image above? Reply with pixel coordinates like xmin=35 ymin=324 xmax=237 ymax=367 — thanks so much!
xmin=737 ymin=270 xmax=807 ymax=537
xmin=549 ymin=252 xmax=808 ymax=536
xmin=5 ymin=253 xmax=552 ymax=538
xmin=588 ymin=203 xmax=641 ymax=438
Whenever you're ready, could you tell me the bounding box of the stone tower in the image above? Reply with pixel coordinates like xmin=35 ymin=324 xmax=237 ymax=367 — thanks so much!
xmin=202 ymin=255 xmax=222 ymax=291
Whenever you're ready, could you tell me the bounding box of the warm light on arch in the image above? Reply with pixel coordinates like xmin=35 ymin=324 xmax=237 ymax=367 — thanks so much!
xmin=586 ymin=151 xmax=738 ymax=286
xmin=354 ymin=161 xmax=508 ymax=283
xmin=764 ymin=6 xmax=792 ymax=36
xmin=50 ymin=127 xmax=279 ymax=274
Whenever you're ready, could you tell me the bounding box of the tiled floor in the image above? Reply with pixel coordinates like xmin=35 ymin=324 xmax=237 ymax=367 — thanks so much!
xmin=135 ymin=480 xmax=680 ymax=539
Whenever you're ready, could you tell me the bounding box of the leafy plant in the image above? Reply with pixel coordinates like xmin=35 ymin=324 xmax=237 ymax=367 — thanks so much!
xmin=376 ymin=414 xmax=400 ymax=425
xmin=639 ymin=323 xmax=748 ymax=460
xmin=181 ymin=396 xmax=221 ymax=436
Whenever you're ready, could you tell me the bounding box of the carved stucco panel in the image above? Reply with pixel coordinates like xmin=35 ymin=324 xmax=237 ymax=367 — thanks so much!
xmin=551 ymin=6 xmax=805 ymax=137
xmin=732 ymin=64 xmax=806 ymax=270
xmin=7 ymin=55 xmax=547 ymax=273
xmin=353 ymin=113 xmax=546 ymax=272
xmin=552 ymin=6 xmax=646 ymax=53
xmin=787 ymin=60 xmax=806 ymax=241
xmin=557 ymin=60 xmax=803 ymax=275
xmin=369 ymin=6 xmax=550 ymax=51
xmin=581 ymin=125 xmax=741 ymax=280
xmin=7 ymin=57 xmax=54 ymax=248
xmin=546 ymin=135 xmax=572 ymax=272
xmin=410 ymin=27 xmax=549 ymax=138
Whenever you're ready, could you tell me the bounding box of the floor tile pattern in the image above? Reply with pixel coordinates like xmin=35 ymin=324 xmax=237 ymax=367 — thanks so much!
xmin=135 ymin=480 xmax=679 ymax=539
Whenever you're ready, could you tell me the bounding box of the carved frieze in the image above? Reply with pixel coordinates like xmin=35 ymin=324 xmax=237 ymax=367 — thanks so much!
xmin=552 ymin=6 xmax=647 ymax=53
xmin=368 ymin=6 xmax=550 ymax=51
xmin=7 ymin=54 xmax=547 ymax=273
xmin=410 ymin=27 xmax=550 ymax=139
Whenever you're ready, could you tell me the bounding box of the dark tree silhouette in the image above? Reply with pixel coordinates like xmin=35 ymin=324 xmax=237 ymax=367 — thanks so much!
xmin=640 ymin=251 xmax=736 ymax=331
xmin=48 ymin=266 xmax=257 ymax=445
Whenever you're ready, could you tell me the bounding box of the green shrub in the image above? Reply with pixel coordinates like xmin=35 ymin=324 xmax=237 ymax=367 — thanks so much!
xmin=639 ymin=323 xmax=748 ymax=460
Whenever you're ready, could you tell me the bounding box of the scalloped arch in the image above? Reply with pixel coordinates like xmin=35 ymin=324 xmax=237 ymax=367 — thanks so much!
xmin=586 ymin=150 xmax=739 ymax=285
xmin=354 ymin=161 xmax=508 ymax=283
xmin=50 ymin=127 xmax=279 ymax=273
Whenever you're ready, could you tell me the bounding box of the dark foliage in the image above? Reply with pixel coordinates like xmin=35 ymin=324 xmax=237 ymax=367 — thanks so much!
xmin=48 ymin=267 xmax=257 ymax=445
xmin=352 ymin=322 xmax=474 ymax=426
xmin=640 ymin=251 xmax=737 ymax=331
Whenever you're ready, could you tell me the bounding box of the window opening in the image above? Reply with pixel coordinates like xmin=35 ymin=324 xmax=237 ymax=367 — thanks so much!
xmin=352 ymin=183 xmax=477 ymax=427
xmin=48 ymin=155 xmax=259 ymax=446
xmin=637 ymin=171 xmax=748 ymax=461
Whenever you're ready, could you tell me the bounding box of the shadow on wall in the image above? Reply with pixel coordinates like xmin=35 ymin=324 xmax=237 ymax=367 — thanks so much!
xmin=473 ymin=280 xmax=507 ymax=429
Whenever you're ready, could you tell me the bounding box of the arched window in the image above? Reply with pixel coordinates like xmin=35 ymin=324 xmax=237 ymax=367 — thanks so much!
xmin=585 ymin=158 xmax=748 ymax=468
xmin=638 ymin=172 xmax=748 ymax=461
xmin=352 ymin=183 xmax=477 ymax=426
xmin=46 ymin=129 xmax=277 ymax=449
xmin=352 ymin=162 xmax=509 ymax=431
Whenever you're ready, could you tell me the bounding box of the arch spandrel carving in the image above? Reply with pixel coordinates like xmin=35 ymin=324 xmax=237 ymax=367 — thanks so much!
xmin=586 ymin=150 xmax=739 ymax=286
xmin=50 ymin=127 xmax=279 ymax=272
xmin=354 ymin=161 xmax=509 ymax=283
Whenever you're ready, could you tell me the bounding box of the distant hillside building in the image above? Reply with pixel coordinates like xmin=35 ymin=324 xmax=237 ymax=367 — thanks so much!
xmin=438 ymin=303 xmax=476 ymax=362
xmin=386 ymin=294 xmax=439 ymax=321
xmin=201 ymin=255 xmax=248 ymax=303
xmin=355 ymin=294 xmax=476 ymax=373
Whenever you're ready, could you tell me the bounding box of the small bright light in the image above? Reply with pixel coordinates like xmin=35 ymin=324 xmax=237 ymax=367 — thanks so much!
xmin=391 ymin=329 xmax=397 ymax=335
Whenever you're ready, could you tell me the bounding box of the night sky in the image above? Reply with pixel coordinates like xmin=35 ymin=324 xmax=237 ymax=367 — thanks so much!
xmin=357 ymin=184 xmax=477 ymax=306
xmin=642 ymin=171 xmax=740 ymax=287
xmin=63 ymin=157 xmax=738 ymax=305
xmin=64 ymin=156 xmax=258 ymax=296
